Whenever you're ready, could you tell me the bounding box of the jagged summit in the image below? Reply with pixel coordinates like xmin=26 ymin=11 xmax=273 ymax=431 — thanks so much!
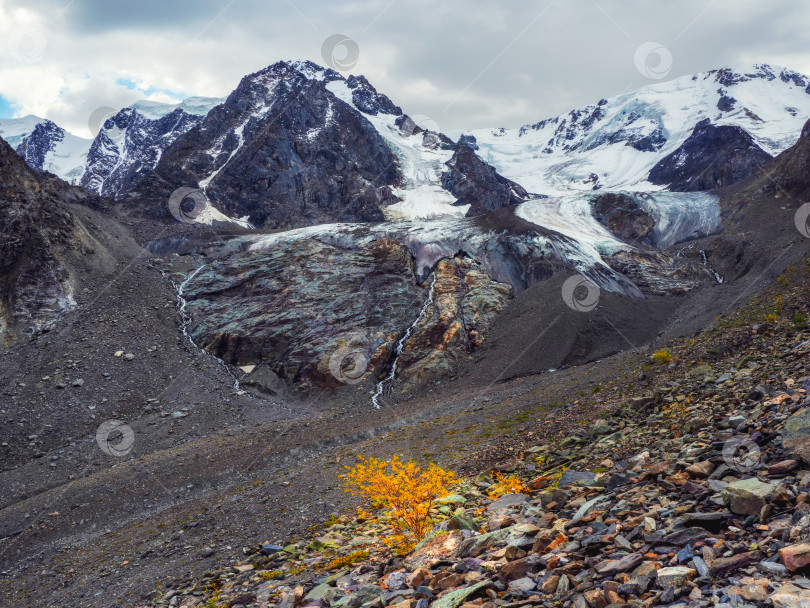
xmin=0 ymin=115 xmax=90 ymax=184
xmin=3 ymin=60 xmax=810 ymax=213
xmin=471 ymin=62 xmax=810 ymax=195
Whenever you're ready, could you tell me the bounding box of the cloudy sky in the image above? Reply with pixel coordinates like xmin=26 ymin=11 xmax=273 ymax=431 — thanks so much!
xmin=1 ymin=0 xmax=809 ymax=137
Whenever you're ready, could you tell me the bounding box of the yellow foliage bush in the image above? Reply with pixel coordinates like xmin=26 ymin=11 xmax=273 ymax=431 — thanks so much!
xmin=549 ymin=466 xmax=567 ymax=489
xmin=323 ymin=550 xmax=370 ymax=570
xmin=651 ymin=349 xmax=673 ymax=365
xmin=487 ymin=472 xmax=530 ymax=498
xmin=340 ymin=456 xmax=456 ymax=552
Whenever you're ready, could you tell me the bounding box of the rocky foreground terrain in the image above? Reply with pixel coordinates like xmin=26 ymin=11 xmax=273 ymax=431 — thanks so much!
xmin=121 ymin=260 xmax=810 ymax=608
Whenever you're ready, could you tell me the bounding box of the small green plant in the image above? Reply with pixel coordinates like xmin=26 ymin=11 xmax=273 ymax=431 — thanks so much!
xmin=651 ymin=349 xmax=674 ymax=365
xmin=795 ymin=313 xmax=807 ymax=330
xmin=549 ymin=467 xmax=568 ymax=489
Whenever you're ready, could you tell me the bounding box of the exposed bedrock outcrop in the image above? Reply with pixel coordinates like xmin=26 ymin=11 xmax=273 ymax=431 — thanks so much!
xmin=648 ymin=118 xmax=772 ymax=191
xmin=181 ymin=238 xmax=511 ymax=393
xmin=441 ymin=145 xmax=530 ymax=216
xmin=0 ymin=138 xmax=75 ymax=339
xmin=590 ymin=192 xmax=655 ymax=245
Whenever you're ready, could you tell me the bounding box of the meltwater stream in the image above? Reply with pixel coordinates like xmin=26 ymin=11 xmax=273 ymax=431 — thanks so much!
xmin=370 ymin=275 xmax=437 ymax=409
xmin=700 ymin=250 xmax=725 ymax=284
xmin=162 ymin=265 xmax=245 ymax=395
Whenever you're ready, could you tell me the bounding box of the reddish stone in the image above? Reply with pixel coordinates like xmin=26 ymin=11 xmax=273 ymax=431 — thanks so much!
xmin=705 ymin=550 xmax=763 ymax=576
xmin=540 ymin=575 xmax=560 ymax=594
xmin=779 ymin=543 xmax=810 ymax=572
xmin=547 ymin=533 xmax=568 ymax=551
xmin=583 ymin=588 xmax=607 ymax=608
xmin=405 ymin=532 xmax=463 ymax=569
xmin=768 ymin=460 xmax=799 ymax=475
xmin=498 ymin=558 xmax=530 ymax=583
xmin=408 ymin=568 xmax=430 ymax=589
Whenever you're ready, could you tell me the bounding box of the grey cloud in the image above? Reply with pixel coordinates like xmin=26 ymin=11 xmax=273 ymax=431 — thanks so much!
xmin=3 ymin=0 xmax=810 ymax=133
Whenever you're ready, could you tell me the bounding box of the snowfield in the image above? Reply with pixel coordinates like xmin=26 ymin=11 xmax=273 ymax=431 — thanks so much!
xmin=470 ymin=63 xmax=810 ymax=195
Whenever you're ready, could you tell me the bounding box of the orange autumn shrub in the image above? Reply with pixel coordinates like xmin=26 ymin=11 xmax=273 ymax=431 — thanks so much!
xmin=340 ymin=456 xmax=456 ymax=552
xmin=487 ymin=472 xmax=530 ymax=498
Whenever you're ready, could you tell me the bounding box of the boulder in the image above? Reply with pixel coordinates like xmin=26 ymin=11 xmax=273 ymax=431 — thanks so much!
xmin=685 ymin=460 xmax=715 ymax=478
xmin=779 ymin=543 xmax=810 ymax=572
xmin=457 ymin=526 xmax=515 ymax=558
xmin=657 ymin=566 xmax=696 ymax=587
xmin=405 ymin=531 xmax=464 ymax=569
xmin=594 ymin=553 xmax=643 ymax=576
xmin=429 ymin=580 xmax=491 ymax=608
xmin=721 ymin=478 xmax=776 ymax=515
xmin=770 ymin=584 xmax=810 ymax=608
xmin=783 ymin=408 xmax=810 ymax=464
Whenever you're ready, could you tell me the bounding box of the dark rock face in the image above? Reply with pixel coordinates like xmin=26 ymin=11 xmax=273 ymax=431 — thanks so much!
xmin=181 ymin=237 xmax=510 ymax=392
xmin=10 ymin=120 xmax=87 ymax=184
xmin=184 ymin=237 xmax=422 ymax=389
xmin=457 ymin=134 xmax=479 ymax=150
xmin=441 ymin=145 xmax=530 ymax=216
xmin=648 ymin=119 xmax=772 ymax=191
xmin=605 ymin=250 xmax=703 ymax=296
xmin=0 ymin=138 xmax=75 ymax=339
xmin=15 ymin=120 xmax=64 ymax=172
xmin=81 ymin=107 xmax=207 ymax=199
xmin=748 ymin=118 xmax=810 ymax=200
xmin=717 ymin=93 xmax=737 ymax=112
xmin=146 ymin=61 xmax=403 ymax=228
xmin=590 ymin=193 xmax=655 ymax=244
xmin=345 ymin=75 xmax=401 ymax=116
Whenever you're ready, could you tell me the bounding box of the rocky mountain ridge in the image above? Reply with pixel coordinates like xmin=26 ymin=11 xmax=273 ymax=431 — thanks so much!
xmin=4 ymin=62 xmax=810 ymax=230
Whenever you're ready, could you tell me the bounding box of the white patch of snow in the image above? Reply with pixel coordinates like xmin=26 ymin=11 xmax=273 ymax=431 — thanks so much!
xmin=632 ymin=191 xmax=721 ymax=248
xmin=0 ymin=115 xmax=45 ymax=148
xmin=46 ymin=132 xmax=91 ymax=183
xmin=515 ymin=197 xmax=630 ymax=273
xmin=325 ymin=79 xmax=456 ymax=200
xmin=384 ymin=185 xmax=467 ymax=220
xmin=130 ymin=96 xmax=224 ymax=120
xmin=199 ymin=123 xmax=246 ymax=190
xmin=472 ymin=62 xmax=810 ymax=195
xmin=191 ymin=202 xmax=252 ymax=229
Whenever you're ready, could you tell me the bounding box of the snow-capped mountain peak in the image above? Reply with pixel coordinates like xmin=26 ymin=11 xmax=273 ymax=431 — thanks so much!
xmin=0 ymin=115 xmax=90 ymax=184
xmin=80 ymin=98 xmax=225 ymax=198
xmin=471 ymin=62 xmax=810 ymax=195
